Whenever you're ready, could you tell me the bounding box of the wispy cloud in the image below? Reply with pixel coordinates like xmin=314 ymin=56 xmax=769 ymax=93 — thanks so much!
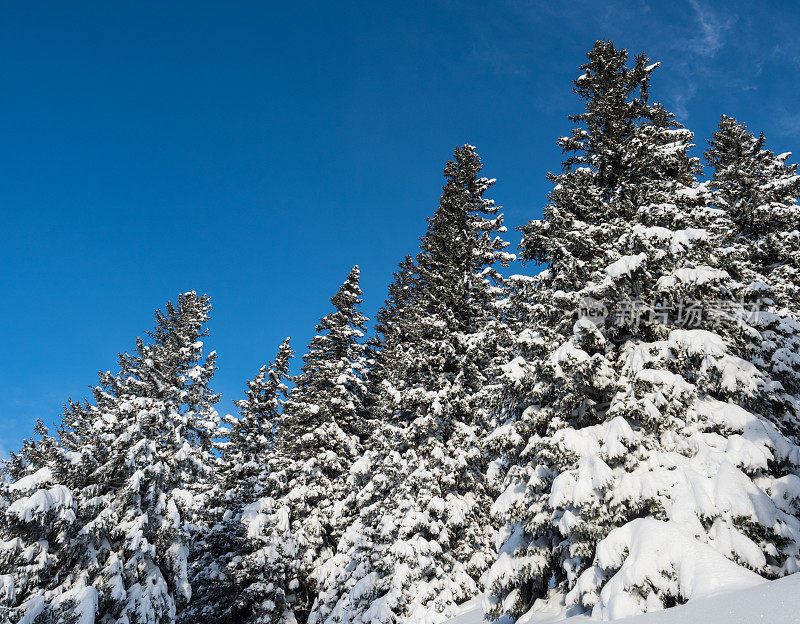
xmin=669 ymin=83 xmax=697 ymax=122
xmin=686 ymin=0 xmax=732 ymax=57
xmin=772 ymin=42 xmax=800 ymax=70
xmin=663 ymin=0 xmax=737 ymax=120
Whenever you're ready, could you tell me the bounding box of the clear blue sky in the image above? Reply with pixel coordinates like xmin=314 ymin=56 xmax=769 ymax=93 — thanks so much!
xmin=2 ymin=1 xmax=800 ymax=456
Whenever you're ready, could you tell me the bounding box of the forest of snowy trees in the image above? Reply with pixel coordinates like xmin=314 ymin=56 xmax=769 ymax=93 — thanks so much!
xmin=3 ymin=40 xmax=800 ymax=624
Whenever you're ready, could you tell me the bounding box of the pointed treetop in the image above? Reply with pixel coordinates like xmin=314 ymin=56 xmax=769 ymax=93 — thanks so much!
xmin=559 ymin=40 xmax=690 ymax=198
xmin=227 ymin=337 xmax=294 ymax=475
xmin=331 ymin=265 xmax=363 ymax=313
xmin=705 ymin=114 xmax=800 ymax=225
xmin=422 ymin=144 xmax=511 ymax=274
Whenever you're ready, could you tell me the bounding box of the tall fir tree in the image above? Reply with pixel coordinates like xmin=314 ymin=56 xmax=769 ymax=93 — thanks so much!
xmin=705 ymin=114 xmax=800 ymax=294
xmin=183 ymin=339 xmax=294 ymax=624
xmin=313 ymin=145 xmax=513 ymax=624
xmin=1 ymin=292 xmax=221 ymax=624
xmin=486 ymin=41 xmax=800 ymax=621
xmin=231 ymin=338 xmax=295 ymax=491
xmin=237 ymin=267 xmax=369 ymax=624
xmin=0 ymin=421 xmax=91 ymax=623
xmin=367 ymin=256 xmax=419 ymax=396
xmin=705 ymin=116 xmax=800 ymax=406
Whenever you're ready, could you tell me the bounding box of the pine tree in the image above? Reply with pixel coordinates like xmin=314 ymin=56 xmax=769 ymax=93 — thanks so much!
xmin=706 ymin=116 xmax=800 ymax=402
xmin=705 ymin=115 xmax=800 ymax=293
xmin=1 ymin=292 xmax=221 ymax=624
xmin=230 ymin=338 xmax=295 ymax=496
xmin=486 ymin=41 xmax=800 ymax=621
xmin=183 ymin=339 xmax=294 ymax=624
xmin=0 ymin=421 xmax=93 ymax=623
xmin=237 ymin=267 xmax=369 ymax=624
xmin=283 ymin=266 xmax=370 ymax=452
xmin=313 ymin=145 xmax=512 ymax=624
xmin=367 ymin=256 xmax=418 ymax=394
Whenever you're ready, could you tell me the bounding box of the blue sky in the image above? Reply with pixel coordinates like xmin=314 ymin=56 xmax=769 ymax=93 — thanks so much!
xmin=2 ymin=1 xmax=800 ymax=456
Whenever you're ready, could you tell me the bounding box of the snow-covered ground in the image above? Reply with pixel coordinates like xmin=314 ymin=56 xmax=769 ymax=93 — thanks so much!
xmin=445 ymin=572 xmax=800 ymax=624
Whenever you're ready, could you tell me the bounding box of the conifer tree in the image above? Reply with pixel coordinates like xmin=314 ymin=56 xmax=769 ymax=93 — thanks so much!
xmin=184 ymin=339 xmax=294 ymax=624
xmin=367 ymin=256 xmax=418 ymax=394
xmin=0 ymin=422 xmax=92 ymax=623
xmin=314 ymin=145 xmax=512 ymax=624
xmin=230 ymin=338 xmax=295 ymax=500
xmin=705 ymin=115 xmax=800 ymax=293
xmin=237 ymin=267 xmax=369 ymax=624
xmin=705 ymin=116 xmax=800 ymax=414
xmin=1 ymin=292 xmax=221 ymax=624
xmin=486 ymin=41 xmax=800 ymax=621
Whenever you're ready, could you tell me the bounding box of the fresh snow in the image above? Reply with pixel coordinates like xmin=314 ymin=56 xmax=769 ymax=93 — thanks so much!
xmin=8 ymin=466 xmax=53 ymax=491
xmin=569 ymin=519 xmax=765 ymax=619
xmin=7 ymin=484 xmax=73 ymax=522
xmin=443 ymin=572 xmax=800 ymax=624
xmin=604 ymin=253 xmax=647 ymax=279
xmin=657 ymin=266 xmax=729 ymax=289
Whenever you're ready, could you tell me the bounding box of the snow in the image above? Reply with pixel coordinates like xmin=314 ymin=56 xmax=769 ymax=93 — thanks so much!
xmin=500 ymin=357 xmax=528 ymax=384
xmin=605 ymin=253 xmax=647 ymax=279
xmin=657 ymin=266 xmax=729 ymax=289
xmin=0 ymin=574 xmax=14 ymax=603
xmin=51 ymin=585 xmax=99 ymax=624
xmin=629 ymin=225 xmax=708 ymax=253
xmin=572 ymin=519 xmax=765 ymax=619
xmin=7 ymin=484 xmax=74 ymax=522
xmin=444 ymin=572 xmax=800 ymax=624
xmin=667 ymin=329 xmax=727 ymax=358
xmin=9 ymin=467 xmax=53 ymax=491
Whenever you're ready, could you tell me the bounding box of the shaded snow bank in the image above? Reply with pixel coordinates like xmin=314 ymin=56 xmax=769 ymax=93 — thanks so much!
xmin=566 ymin=519 xmax=764 ymax=618
xmin=443 ymin=572 xmax=800 ymax=624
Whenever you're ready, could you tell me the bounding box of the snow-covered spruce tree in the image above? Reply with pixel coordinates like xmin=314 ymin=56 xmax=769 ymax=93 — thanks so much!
xmin=313 ymin=145 xmax=513 ymax=624
xmin=486 ymin=41 xmax=800 ymax=621
xmin=366 ymin=255 xmax=419 ymax=396
xmin=183 ymin=339 xmax=294 ymax=624
xmin=0 ymin=421 xmax=96 ymax=623
xmin=705 ymin=115 xmax=800 ymax=300
xmin=82 ymin=291 xmax=220 ymax=624
xmin=705 ymin=114 xmax=800 ymax=292
xmin=230 ymin=338 xmax=294 ymax=489
xmin=1 ymin=292 xmax=221 ymax=624
xmin=706 ymin=116 xmax=800 ymax=404
xmin=237 ymin=267 xmax=369 ymax=624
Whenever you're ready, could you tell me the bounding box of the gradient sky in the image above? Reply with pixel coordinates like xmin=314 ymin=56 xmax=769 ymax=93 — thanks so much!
xmin=3 ymin=0 xmax=800 ymax=457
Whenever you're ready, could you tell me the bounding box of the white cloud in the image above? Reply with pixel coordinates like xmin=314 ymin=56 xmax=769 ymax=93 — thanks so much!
xmin=686 ymin=0 xmax=732 ymax=57
xmin=669 ymin=83 xmax=697 ymax=122
xmin=661 ymin=0 xmax=737 ymax=120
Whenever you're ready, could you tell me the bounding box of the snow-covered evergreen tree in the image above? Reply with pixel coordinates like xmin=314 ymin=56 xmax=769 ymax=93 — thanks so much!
xmin=486 ymin=41 xmax=800 ymax=621
xmin=1 ymin=292 xmax=221 ymax=624
xmin=237 ymin=267 xmax=369 ymax=624
xmin=183 ymin=338 xmax=294 ymax=624
xmin=0 ymin=421 xmax=94 ymax=624
xmin=314 ymin=145 xmax=513 ymax=624
xmin=228 ymin=337 xmax=295 ymax=501
xmin=705 ymin=116 xmax=800 ymax=404
xmin=367 ymin=256 xmax=418 ymax=396
xmin=705 ymin=115 xmax=800 ymax=294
